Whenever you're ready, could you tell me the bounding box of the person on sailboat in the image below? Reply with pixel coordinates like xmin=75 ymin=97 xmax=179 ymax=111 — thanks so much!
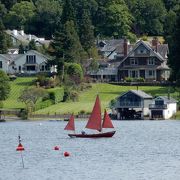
xmin=81 ymin=130 xmax=86 ymax=135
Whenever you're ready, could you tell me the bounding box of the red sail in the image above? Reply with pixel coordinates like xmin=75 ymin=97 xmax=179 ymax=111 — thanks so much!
xmin=85 ymin=95 xmax=102 ymax=131
xmin=102 ymin=110 xmax=114 ymax=129
xmin=64 ymin=115 xmax=75 ymax=131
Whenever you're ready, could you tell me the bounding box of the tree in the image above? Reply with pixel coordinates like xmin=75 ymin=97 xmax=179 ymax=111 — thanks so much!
xmin=0 ymin=0 xmax=17 ymax=10
xmin=0 ymin=70 xmax=10 ymax=108
xmin=61 ymin=0 xmax=76 ymax=25
xmin=4 ymin=1 xmax=36 ymax=30
xmin=50 ymin=20 xmax=84 ymax=76
xmin=79 ymin=9 xmax=95 ymax=55
xmin=0 ymin=20 xmax=8 ymax=54
xmin=18 ymin=87 xmax=47 ymax=114
xmin=167 ymin=9 xmax=180 ymax=81
xmin=18 ymin=44 xmax=24 ymax=54
xmin=66 ymin=63 xmax=83 ymax=85
xmin=28 ymin=40 xmax=37 ymax=50
xmin=94 ymin=0 xmax=133 ymax=38
xmin=29 ymin=0 xmax=62 ymax=38
xmin=130 ymin=0 xmax=166 ymax=35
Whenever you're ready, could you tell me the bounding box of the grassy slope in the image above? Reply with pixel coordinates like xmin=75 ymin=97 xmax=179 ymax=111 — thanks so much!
xmin=3 ymin=77 xmax=35 ymax=109
xmin=34 ymin=83 xmax=176 ymax=115
xmin=3 ymin=77 xmax=63 ymax=109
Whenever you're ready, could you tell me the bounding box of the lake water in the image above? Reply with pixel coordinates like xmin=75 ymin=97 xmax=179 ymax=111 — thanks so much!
xmin=1 ymin=120 xmax=180 ymax=180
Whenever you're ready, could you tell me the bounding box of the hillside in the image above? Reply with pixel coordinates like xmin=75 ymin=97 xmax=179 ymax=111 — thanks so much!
xmin=34 ymin=83 xmax=176 ymax=115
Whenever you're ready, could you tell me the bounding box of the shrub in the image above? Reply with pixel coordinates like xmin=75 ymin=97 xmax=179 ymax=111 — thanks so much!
xmin=62 ymin=87 xmax=71 ymax=102
xmin=125 ymin=77 xmax=133 ymax=82
xmin=70 ymin=90 xmax=79 ymax=102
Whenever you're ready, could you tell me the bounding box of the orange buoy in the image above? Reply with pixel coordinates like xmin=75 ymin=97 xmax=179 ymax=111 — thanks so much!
xmin=54 ymin=146 xmax=60 ymax=151
xmin=64 ymin=151 xmax=70 ymax=157
xmin=16 ymin=143 xmax=25 ymax=151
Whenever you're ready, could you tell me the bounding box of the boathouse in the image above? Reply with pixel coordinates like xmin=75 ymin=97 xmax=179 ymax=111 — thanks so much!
xmin=149 ymin=96 xmax=177 ymax=119
xmin=115 ymin=90 xmax=153 ymax=120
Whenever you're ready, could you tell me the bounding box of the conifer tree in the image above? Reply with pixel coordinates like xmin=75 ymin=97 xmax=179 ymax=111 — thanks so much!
xmin=0 ymin=20 xmax=8 ymax=54
xmin=79 ymin=9 xmax=95 ymax=55
xmin=168 ymin=10 xmax=180 ymax=81
xmin=18 ymin=44 xmax=24 ymax=54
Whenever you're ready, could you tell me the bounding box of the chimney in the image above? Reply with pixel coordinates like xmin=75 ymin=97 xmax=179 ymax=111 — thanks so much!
xmin=13 ymin=29 xmax=18 ymax=36
xmin=123 ymin=38 xmax=128 ymax=56
xmin=152 ymin=37 xmax=158 ymax=52
xmin=20 ymin=30 xmax=24 ymax=36
xmin=28 ymin=34 xmax=32 ymax=41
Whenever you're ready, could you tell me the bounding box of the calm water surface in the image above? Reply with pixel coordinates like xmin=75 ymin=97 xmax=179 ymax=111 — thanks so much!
xmin=0 ymin=120 xmax=180 ymax=180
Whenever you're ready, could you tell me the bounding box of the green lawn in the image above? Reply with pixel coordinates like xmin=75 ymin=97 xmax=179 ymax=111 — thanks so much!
xmin=3 ymin=78 xmax=178 ymax=115
xmin=34 ymin=83 xmax=177 ymax=115
xmin=3 ymin=77 xmax=35 ymax=109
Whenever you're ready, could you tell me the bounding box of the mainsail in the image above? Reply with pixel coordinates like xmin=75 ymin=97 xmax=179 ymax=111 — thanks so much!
xmin=102 ymin=110 xmax=114 ymax=128
xmin=64 ymin=115 xmax=75 ymax=131
xmin=85 ymin=95 xmax=102 ymax=132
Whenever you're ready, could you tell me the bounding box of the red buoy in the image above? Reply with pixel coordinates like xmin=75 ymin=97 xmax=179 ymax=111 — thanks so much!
xmin=54 ymin=146 xmax=60 ymax=151
xmin=16 ymin=143 xmax=25 ymax=151
xmin=64 ymin=151 xmax=70 ymax=157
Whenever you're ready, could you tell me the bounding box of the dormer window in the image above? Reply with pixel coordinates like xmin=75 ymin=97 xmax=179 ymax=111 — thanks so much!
xmin=26 ymin=55 xmax=36 ymax=64
xmin=148 ymin=58 xmax=155 ymax=65
xmin=130 ymin=58 xmax=138 ymax=65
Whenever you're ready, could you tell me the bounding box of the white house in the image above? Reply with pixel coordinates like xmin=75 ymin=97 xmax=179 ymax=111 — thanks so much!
xmin=0 ymin=50 xmax=56 ymax=74
xmin=149 ymin=96 xmax=177 ymax=119
xmin=5 ymin=29 xmax=51 ymax=47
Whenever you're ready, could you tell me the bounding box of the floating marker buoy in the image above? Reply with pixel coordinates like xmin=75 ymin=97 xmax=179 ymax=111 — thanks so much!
xmin=64 ymin=151 xmax=70 ymax=157
xmin=16 ymin=143 xmax=25 ymax=151
xmin=54 ymin=146 xmax=60 ymax=151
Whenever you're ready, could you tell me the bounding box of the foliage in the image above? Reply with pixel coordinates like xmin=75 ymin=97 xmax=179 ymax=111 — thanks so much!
xmin=4 ymin=1 xmax=36 ymax=29
xmin=34 ymin=83 xmax=175 ymax=115
xmin=29 ymin=0 xmax=62 ymax=38
xmin=95 ymin=0 xmax=133 ymax=37
xmin=0 ymin=20 xmax=8 ymax=53
xmin=18 ymin=44 xmax=24 ymax=54
xmin=70 ymin=90 xmax=79 ymax=102
xmin=0 ymin=70 xmax=10 ymax=101
xmin=36 ymin=74 xmax=60 ymax=88
xmin=167 ymin=9 xmax=180 ymax=81
xmin=18 ymin=87 xmax=48 ymax=113
xmin=28 ymin=40 xmax=37 ymax=50
xmin=66 ymin=63 xmax=83 ymax=85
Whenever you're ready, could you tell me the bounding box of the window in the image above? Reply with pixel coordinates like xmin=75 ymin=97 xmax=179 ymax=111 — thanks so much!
xmin=148 ymin=70 xmax=155 ymax=77
xmin=0 ymin=61 xmax=2 ymax=68
xmin=129 ymin=70 xmax=138 ymax=78
xmin=148 ymin=58 xmax=155 ymax=65
xmin=130 ymin=58 xmax=138 ymax=65
xmin=26 ymin=55 xmax=36 ymax=64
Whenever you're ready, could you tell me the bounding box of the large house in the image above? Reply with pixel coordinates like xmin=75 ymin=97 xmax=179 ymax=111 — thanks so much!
xmin=0 ymin=50 xmax=56 ymax=74
xmin=118 ymin=38 xmax=170 ymax=81
xmin=89 ymin=38 xmax=170 ymax=82
xmin=5 ymin=29 xmax=50 ymax=47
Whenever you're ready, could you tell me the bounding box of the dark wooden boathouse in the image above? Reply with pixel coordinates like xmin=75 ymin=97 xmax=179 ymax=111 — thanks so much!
xmin=115 ymin=90 xmax=153 ymax=120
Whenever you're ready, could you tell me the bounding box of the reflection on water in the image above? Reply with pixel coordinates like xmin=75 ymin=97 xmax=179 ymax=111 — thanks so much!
xmin=0 ymin=120 xmax=180 ymax=180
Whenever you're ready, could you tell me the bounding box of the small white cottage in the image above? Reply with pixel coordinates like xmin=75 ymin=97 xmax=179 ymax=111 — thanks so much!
xmin=149 ymin=96 xmax=177 ymax=119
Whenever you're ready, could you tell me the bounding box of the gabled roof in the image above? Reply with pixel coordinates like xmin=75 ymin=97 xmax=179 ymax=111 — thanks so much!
xmin=0 ymin=50 xmax=51 ymax=65
xmin=118 ymin=40 xmax=166 ymax=67
xmin=120 ymin=90 xmax=153 ymax=99
xmin=155 ymin=96 xmax=177 ymax=103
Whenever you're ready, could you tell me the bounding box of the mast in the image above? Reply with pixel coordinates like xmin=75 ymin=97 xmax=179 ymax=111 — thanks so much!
xmin=64 ymin=115 xmax=75 ymax=131
xmin=85 ymin=95 xmax=102 ymax=132
xmin=102 ymin=109 xmax=114 ymax=129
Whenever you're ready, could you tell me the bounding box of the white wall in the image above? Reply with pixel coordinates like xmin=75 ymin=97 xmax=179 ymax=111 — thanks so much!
xmin=0 ymin=56 xmax=9 ymax=73
xmin=9 ymin=51 xmax=48 ymax=74
xmin=162 ymin=103 xmax=177 ymax=119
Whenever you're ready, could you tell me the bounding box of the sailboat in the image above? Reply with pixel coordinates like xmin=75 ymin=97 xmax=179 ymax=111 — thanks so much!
xmin=64 ymin=95 xmax=116 ymax=138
